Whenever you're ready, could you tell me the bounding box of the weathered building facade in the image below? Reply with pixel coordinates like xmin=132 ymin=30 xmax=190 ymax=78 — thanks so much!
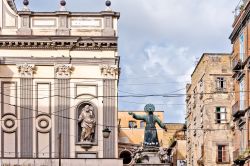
xmin=186 ymin=53 xmax=234 ymax=166
xmin=230 ymin=0 xmax=250 ymax=165
xmin=0 ymin=0 xmax=122 ymax=165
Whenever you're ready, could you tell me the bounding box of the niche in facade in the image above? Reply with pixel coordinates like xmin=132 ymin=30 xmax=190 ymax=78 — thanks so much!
xmin=76 ymin=102 xmax=98 ymax=146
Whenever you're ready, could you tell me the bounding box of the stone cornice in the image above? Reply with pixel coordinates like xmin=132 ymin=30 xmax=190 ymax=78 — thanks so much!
xmin=17 ymin=11 xmax=120 ymax=19
xmin=0 ymin=36 xmax=118 ymax=50
xmin=0 ymin=57 xmax=118 ymax=65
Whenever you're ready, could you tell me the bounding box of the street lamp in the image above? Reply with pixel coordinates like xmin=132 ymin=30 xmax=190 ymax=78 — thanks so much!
xmin=102 ymin=127 xmax=111 ymax=138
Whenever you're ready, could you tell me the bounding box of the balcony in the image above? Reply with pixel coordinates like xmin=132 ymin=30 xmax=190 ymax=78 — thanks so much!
xmin=232 ymin=101 xmax=245 ymax=119
xmin=232 ymin=58 xmax=243 ymax=72
xmin=234 ymin=0 xmax=250 ymax=22
xmin=233 ymin=149 xmax=246 ymax=165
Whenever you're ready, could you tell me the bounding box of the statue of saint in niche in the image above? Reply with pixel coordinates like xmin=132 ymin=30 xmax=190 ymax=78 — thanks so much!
xmin=129 ymin=104 xmax=167 ymax=147
xmin=78 ymin=104 xmax=96 ymax=142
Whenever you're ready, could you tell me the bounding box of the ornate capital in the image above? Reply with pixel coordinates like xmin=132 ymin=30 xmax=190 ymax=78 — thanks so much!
xmin=17 ymin=63 xmax=35 ymax=77
xmin=55 ymin=64 xmax=73 ymax=78
xmin=100 ymin=64 xmax=119 ymax=78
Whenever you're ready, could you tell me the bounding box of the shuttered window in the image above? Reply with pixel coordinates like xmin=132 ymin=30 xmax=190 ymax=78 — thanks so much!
xmin=217 ymin=145 xmax=229 ymax=163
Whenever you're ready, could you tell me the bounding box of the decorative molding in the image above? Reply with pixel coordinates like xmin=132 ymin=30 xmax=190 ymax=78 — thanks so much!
xmin=75 ymin=84 xmax=98 ymax=98
xmin=70 ymin=18 xmax=102 ymax=28
xmin=0 ymin=57 xmax=117 ymax=66
xmin=17 ymin=63 xmax=35 ymax=77
xmin=36 ymin=114 xmax=51 ymax=133
xmin=1 ymin=114 xmax=17 ymax=133
xmin=32 ymin=18 xmax=57 ymax=27
xmin=1 ymin=82 xmax=17 ymax=116
xmin=0 ymin=36 xmax=118 ymax=50
xmin=54 ymin=64 xmax=73 ymax=78
xmin=76 ymin=152 xmax=98 ymax=158
xmin=100 ymin=64 xmax=119 ymax=77
xmin=0 ymin=41 xmax=117 ymax=50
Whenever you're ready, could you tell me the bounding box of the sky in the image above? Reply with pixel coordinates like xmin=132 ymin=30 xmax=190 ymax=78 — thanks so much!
xmin=16 ymin=0 xmax=238 ymax=123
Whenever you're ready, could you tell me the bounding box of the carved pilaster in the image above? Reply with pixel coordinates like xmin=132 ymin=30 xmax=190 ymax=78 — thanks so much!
xmin=100 ymin=64 xmax=119 ymax=78
xmin=54 ymin=64 xmax=73 ymax=78
xmin=17 ymin=63 xmax=35 ymax=77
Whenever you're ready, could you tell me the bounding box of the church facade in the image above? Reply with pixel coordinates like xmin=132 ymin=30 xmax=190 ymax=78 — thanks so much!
xmin=0 ymin=0 xmax=122 ymax=165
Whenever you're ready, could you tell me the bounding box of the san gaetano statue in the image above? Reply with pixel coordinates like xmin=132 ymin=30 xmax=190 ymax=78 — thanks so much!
xmin=129 ymin=104 xmax=167 ymax=147
xmin=78 ymin=104 xmax=96 ymax=142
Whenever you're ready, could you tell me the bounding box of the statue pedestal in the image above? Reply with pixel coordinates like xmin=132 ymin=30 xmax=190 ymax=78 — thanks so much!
xmin=134 ymin=148 xmax=171 ymax=166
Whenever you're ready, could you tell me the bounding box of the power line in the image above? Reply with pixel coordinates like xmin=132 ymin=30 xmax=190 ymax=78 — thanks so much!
xmin=0 ymin=87 xmax=245 ymax=102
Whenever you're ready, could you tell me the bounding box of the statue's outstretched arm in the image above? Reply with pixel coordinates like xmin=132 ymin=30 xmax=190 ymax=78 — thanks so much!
xmin=128 ymin=112 xmax=145 ymax=120
xmin=155 ymin=116 xmax=167 ymax=131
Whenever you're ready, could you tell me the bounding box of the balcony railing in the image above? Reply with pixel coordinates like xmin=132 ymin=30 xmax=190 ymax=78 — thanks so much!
xmin=232 ymin=101 xmax=245 ymax=119
xmin=243 ymin=0 xmax=250 ymax=9
xmin=233 ymin=148 xmax=249 ymax=165
xmin=232 ymin=57 xmax=243 ymax=72
xmin=234 ymin=0 xmax=250 ymax=18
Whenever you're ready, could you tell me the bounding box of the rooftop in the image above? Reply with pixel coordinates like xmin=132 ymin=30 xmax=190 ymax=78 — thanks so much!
xmin=0 ymin=0 xmax=120 ymax=37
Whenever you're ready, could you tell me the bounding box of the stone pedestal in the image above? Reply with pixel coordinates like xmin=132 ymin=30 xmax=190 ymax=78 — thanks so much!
xmin=134 ymin=150 xmax=171 ymax=166
xmin=135 ymin=164 xmax=170 ymax=166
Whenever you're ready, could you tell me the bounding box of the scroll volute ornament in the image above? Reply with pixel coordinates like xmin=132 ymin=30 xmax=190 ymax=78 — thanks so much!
xmin=17 ymin=63 xmax=35 ymax=77
xmin=55 ymin=64 xmax=73 ymax=78
xmin=100 ymin=64 xmax=119 ymax=77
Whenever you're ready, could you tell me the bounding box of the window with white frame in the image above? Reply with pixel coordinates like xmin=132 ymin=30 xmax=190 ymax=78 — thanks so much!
xmin=216 ymin=77 xmax=226 ymax=91
xmin=215 ymin=107 xmax=226 ymax=124
xmin=240 ymin=33 xmax=244 ymax=61
xmin=239 ymin=78 xmax=245 ymax=110
xmin=217 ymin=145 xmax=229 ymax=163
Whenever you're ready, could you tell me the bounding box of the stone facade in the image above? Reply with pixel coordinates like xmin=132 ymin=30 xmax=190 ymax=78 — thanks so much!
xmin=186 ymin=53 xmax=234 ymax=166
xmin=230 ymin=0 xmax=250 ymax=165
xmin=0 ymin=0 xmax=121 ymax=164
xmin=167 ymin=125 xmax=187 ymax=166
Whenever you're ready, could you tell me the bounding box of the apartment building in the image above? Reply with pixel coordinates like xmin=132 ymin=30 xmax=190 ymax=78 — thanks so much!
xmin=229 ymin=0 xmax=250 ymax=165
xmin=186 ymin=53 xmax=233 ymax=166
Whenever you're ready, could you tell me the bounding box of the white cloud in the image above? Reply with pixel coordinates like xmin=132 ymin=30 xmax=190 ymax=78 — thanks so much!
xmin=143 ymin=45 xmax=192 ymax=76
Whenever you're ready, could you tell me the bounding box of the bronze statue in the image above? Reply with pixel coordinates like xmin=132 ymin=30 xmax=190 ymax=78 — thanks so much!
xmin=129 ymin=104 xmax=167 ymax=147
xmin=78 ymin=104 xmax=96 ymax=142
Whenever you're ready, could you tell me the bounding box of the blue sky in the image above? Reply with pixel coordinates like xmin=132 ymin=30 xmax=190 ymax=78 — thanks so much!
xmin=16 ymin=0 xmax=237 ymax=123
